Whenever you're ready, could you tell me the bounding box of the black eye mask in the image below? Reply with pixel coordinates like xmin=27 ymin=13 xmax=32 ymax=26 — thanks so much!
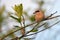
xmin=33 ymin=10 xmax=40 ymax=14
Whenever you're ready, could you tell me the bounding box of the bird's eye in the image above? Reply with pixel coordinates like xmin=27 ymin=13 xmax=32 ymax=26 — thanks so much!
xmin=35 ymin=10 xmax=39 ymax=12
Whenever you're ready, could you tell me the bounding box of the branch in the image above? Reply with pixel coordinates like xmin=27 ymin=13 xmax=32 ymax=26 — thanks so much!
xmin=12 ymin=20 xmax=60 ymax=40
xmin=47 ymin=15 xmax=60 ymax=20
xmin=12 ymin=19 xmax=52 ymax=40
xmin=47 ymin=11 xmax=57 ymax=18
xmin=1 ymin=21 xmax=36 ymax=40
xmin=11 ymin=21 xmax=49 ymax=40
xmin=25 ymin=20 xmax=60 ymax=37
xmin=18 ymin=22 xmax=46 ymax=39
xmin=13 ymin=23 xmax=39 ymax=40
xmin=22 ymin=15 xmax=25 ymax=27
xmin=20 ymin=15 xmax=25 ymax=35
xmin=1 ymin=15 xmax=60 ymax=40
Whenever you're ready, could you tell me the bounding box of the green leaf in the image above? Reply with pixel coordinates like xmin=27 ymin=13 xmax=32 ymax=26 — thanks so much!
xmin=10 ymin=15 xmax=18 ymax=20
xmin=18 ymin=18 xmax=21 ymax=23
xmin=23 ymin=11 xmax=28 ymax=16
xmin=31 ymin=29 xmax=38 ymax=32
xmin=0 ymin=16 xmax=4 ymax=23
xmin=14 ymin=26 xmax=19 ymax=27
xmin=19 ymin=4 xmax=23 ymax=16
xmin=13 ymin=4 xmax=23 ymax=18
xmin=30 ymin=15 xmax=35 ymax=22
xmin=24 ymin=38 xmax=30 ymax=40
xmin=39 ymin=1 xmax=44 ymax=6
xmin=0 ymin=5 xmax=5 ymax=15
xmin=44 ymin=23 xmax=49 ymax=28
xmin=14 ymin=26 xmax=21 ymax=30
xmin=10 ymin=15 xmax=21 ymax=23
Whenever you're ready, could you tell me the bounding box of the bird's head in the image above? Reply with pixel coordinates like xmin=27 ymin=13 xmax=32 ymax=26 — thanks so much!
xmin=33 ymin=10 xmax=40 ymax=14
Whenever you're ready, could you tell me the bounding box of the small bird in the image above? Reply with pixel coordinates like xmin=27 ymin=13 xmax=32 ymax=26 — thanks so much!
xmin=33 ymin=10 xmax=44 ymax=22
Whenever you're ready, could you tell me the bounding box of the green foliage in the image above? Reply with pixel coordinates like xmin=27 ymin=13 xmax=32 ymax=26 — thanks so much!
xmin=0 ymin=5 xmax=5 ymax=32
xmin=17 ymin=18 xmax=21 ymax=23
xmin=10 ymin=15 xmax=21 ymax=23
xmin=39 ymin=1 xmax=44 ymax=6
xmin=31 ymin=29 xmax=38 ymax=32
xmin=44 ymin=22 xmax=49 ymax=28
xmin=12 ymin=4 xmax=23 ymax=23
xmin=24 ymin=38 xmax=30 ymax=40
xmin=10 ymin=15 xmax=18 ymax=20
xmin=30 ymin=15 xmax=35 ymax=22
xmin=0 ymin=5 xmax=5 ymax=14
xmin=14 ymin=26 xmax=19 ymax=27
xmin=0 ymin=16 xmax=4 ymax=23
xmin=0 ymin=5 xmax=5 ymax=23
xmin=13 ymin=4 xmax=23 ymax=18
xmin=23 ymin=11 xmax=28 ymax=16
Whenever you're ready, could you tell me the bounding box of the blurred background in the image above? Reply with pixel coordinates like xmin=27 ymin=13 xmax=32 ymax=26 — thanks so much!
xmin=0 ymin=0 xmax=60 ymax=40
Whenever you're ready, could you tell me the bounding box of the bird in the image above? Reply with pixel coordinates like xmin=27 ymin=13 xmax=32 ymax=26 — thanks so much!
xmin=33 ymin=10 xmax=44 ymax=22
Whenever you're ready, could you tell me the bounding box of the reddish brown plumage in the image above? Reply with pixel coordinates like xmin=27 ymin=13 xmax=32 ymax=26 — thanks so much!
xmin=34 ymin=10 xmax=44 ymax=22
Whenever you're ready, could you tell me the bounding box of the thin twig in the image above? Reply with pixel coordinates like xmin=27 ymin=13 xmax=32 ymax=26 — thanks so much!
xmin=47 ymin=15 xmax=60 ymax=20
xmin=22 ymin=15 xmax=25 ymax=27
xmin=35 ymin=22 xmax=47 ymax=29
xmin=46 ymin=11 xmax=57 ymax=18
xmin=11 ymin=22 xmax=42 ymax=40
xmin=21 ymin=15 xmax=25 ymax=35
xmin=12 ymin=22 xmax=47 ymax=40
xmin=25 ymin=20 xmax=60 ymax=37
xmin=26 ymin=22 xmax=40 ymax=33
xmin=18 ymin=22 xmax=46 ymax=39
xmin=11 ymin=22 xmax=46 ymax=40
